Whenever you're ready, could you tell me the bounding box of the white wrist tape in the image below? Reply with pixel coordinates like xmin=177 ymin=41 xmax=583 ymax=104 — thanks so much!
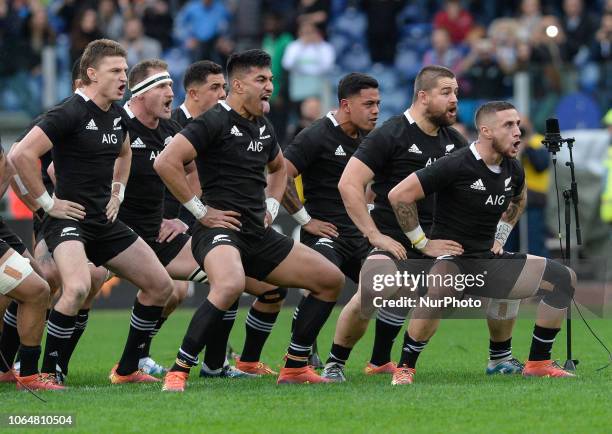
xmin=405 ymin=225 xmax=428 ymax=250
xmin=36 ymin=191 xmax=54 ymax=213
xmin=291 ymin=207 xmax=311 ymax=226
xmin=495 ymin=221 xmax=513 ymax=246
xmin=266 ymin=197 xmax=280 ymax=222
xmin=183 ymin=196 xmax=207 ymax=220
xmin=13 ymin=175 xmax=28 ymax=195
xmin=112 ymin=182 xmax=125 ymax=203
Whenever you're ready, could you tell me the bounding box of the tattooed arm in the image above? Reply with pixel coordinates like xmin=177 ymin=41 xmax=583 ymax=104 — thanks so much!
xmin=493 ymin=181 xmax=527 ymax=253
xmin=388 ymin=173 xmax=464 ymax=257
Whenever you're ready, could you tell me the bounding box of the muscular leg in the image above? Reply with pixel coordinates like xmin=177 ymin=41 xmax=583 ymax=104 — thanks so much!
xmin=265 ymin=243 xmax=344 ymax=370
xmin=41 ymin=241 xmax=91 ymax=374
xmin=105 ymin=238 xmax=173 ymax=376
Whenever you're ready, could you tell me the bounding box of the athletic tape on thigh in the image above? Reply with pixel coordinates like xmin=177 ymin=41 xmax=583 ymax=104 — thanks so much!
xmin=0 ymin=252 xmax=34 ymax=295
xmin=188 ymin=267 xmax=208 ymax=283
xmin=486 ymin=299 xmax=521 ymax=320
xmin=256 ymin=287 xmax=287 ymax=304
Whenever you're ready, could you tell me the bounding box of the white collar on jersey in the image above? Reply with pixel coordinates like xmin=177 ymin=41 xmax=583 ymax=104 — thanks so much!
xmin=75 ymin=88 xmax=90 ymax=101
xmin=326 ymin=111 xmax=339 ymax=126
xmin=470 ymin=142 xmax=482 ymax=160
xmin=123 ymin=102 xmax=135 ymax=119
xmin=470 ymin=142 xmax=501 ymax=173
xmin=219 ymin=100 xmax=231 ymax=111
xmin=403 ymin=109 xmax=416 ymax=124
xmin=179 ymin=103 xmax=192 ymax=119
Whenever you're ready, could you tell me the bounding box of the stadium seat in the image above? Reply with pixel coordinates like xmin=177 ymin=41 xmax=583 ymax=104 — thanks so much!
xmin=555 ymin=92 xmax=603 ymax=130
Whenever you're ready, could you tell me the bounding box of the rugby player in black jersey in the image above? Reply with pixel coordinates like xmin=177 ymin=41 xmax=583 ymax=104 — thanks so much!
xmin=281 ymin=72 xmax=384 ymax=371
xmin=155 ymin=49 xmax=345 ymax=391
xmin=12 ymin=39 xmax=173 ymax=386
xmin=322 ymin=66 xmax=522 ymax=382
xmin=171 ymin=60 xmax=288 ymax=378
xmin=1 ymin=60 xmax=110 ymax=383
xmin=0 ymin=139 xmax=60 ymax=390
xmin=388 ymin=101 xmax=576 ymax=383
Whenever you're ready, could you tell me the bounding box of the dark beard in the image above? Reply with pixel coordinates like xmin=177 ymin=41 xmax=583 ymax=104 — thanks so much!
xmin=427 ymin=109 xmax=455 ymax=127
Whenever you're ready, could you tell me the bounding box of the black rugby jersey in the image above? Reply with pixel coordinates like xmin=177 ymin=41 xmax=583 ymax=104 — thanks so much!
xmin=36 ymin=90 xmax=129 ymax=222
xmin=164 ymin=103 xmax=194 ymax=219
xmin=352 ymin=110 xmax=467 ymax=236
xmin=180 ymin=100 xmax=280 ymax=231
xmin=118 ymin=105 xmax=182 ymax=240
xmin=416 ymin=143 xmax=525 ymax=254
xmin=284 ymin=112 xmax=363 ymax=238
xmin=17 ymin=113 xmax=60 ymax=195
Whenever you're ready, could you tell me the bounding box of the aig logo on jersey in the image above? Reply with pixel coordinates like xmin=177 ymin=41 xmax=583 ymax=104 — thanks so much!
xmin=102 ymin=134 xmax=118 ymax=145
xmin=486 ymin=194 xmax=505 ymax=206
xmin=247 ymin=140 xmax=263 ymax=152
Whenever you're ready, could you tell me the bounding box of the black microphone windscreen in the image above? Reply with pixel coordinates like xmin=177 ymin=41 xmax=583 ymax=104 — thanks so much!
xmin=546 ymin=118 xmax=560 ymax=135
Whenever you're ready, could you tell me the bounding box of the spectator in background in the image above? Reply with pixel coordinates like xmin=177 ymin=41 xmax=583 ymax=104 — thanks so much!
xmin=228 ymin=0 xmax=262 ymax=51
xmin=26 ymin=4 xmax=56 ymax=72
xmin=142 ymin=0 xmax=174 ymax=51
xmin=506 ymin=120 xmax=551 ymax=257
xmin=53 ymin=0 xmax=79 ymax=34
xmin=121 ymin=16 xmax=162 ymax=67
xmin=175 ymin=0 xmax=230 ymax=63
xmin=363 ymin=0 xmax=405 ymax=65
xmin=560 ymin=0 xmax=598 ymax=63
xmin=70 ymin=8 xmax=103 ymax=64
xmin=422 ymin=27 xmax=462 ymax=71
xmin=488 ymin=18 xmax=520 ymax=73
xmin=262 ymin=12 xmax=293 ymax=141
xmin=282 ymin=21 xmax=335 ymax=113
xmin=98 ymin=0 xmax=124 ymax=41
xmin=460 ymin=39 xmax=508 ymax=99
xmin=283 ymin=96 xmax=321 ymax=147
xmin=296 ymin=0 xmax=330 ymax=30
xmin=590 ymin=9 xmax=611 ymax=61
xmin=433 ymin=0 xmax=474 ymax=45
xmin=516 ymin=0 xmax=543 ymax=42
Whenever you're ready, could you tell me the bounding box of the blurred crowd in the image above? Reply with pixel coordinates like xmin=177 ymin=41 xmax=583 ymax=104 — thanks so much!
xmin=0 ymin=0 xmax=610 ymax=137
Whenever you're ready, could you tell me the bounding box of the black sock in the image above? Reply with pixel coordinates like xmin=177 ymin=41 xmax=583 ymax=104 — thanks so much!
xmin=141 ymin=316 xmax=167 ymax=359
xmin=291 ymin=296 xmax=306 ymax=333
xmin=285 ymin=296 xmax=335 ymax=368
xmin=42 ymin=309 xmax=76 ymax=374
xmin=528 ymin=325 xmax=560 ymax=361
xmin=370 ymin=308 xmax=405 ymax=366
xmin=398 ymin=332 xmax=428 ymax=369
xmin=17 ymin=345 xmax=41 ymax=377
xmin=489 ymin=338 xmax=512 ymax=361
xmin=58 ymin=309 xmax=89 ymax=376
xmin=116 ymin=300 xmax=163 ymax=376
xmin=203 ymin=300 xmax=238 ymax=370
xmin=0 ymin=301 xmax=20 ymax=372
xmin=240 ymin=307 xmax=279 ymax=362
xmin=326 ymin=343 xmax=352 ymax=366
xmin=170 ymin=298 xmax=225 ymax=374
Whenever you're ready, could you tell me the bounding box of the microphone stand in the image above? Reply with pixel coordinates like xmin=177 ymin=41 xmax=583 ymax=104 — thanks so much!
xmin=563 ymin=136 xmax=580 ymax=371
xmin=545 ymin=135 xmax=580 ymax=372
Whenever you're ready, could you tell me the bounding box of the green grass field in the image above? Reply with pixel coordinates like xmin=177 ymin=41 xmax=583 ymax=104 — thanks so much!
xmin=1 ymin=307 xmax=610 ymax=434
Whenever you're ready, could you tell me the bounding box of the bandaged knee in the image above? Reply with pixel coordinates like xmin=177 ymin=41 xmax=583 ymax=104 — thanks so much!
xmin=540 ymin=259 xmax=575 ymax=309
xmin=486 ymin=298 xmax=520 ymax=320
xmin=0 ymin=252 xmax=34 ymax=295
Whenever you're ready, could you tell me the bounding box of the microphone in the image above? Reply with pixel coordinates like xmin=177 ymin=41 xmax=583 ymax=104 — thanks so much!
xmin=542 ymin=118 xmax=562 ymax=155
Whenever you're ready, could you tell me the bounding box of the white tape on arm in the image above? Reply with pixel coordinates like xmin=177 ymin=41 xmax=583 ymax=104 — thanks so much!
xmin=495 ymin=221 xmax=513 ymax=246
xmin=112 ymin=182 xmax=125 ymax=203
xmin=291 ymin=207 xmax=311 ymax=226
xmin=183 ymin=196 xmax=207 ymax=220
xmin=265 ymin=197 xmax=280 ymax=222
xmin=35 ymin=191 xmax=54 ymax=213
xmin=405 ymin=225 xmax=428 ymax=250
